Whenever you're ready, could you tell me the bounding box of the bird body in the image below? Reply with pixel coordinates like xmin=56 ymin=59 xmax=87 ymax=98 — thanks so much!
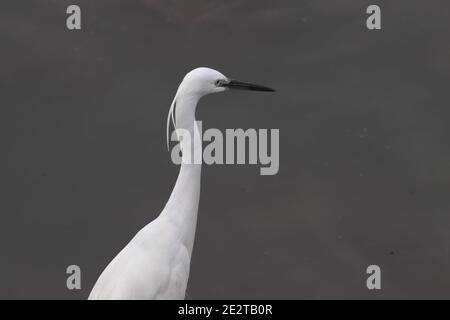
xmin=89 ymin=68 xmax=274 ymax=300
xmin=88 ymin=216 xmax=192 ymax=299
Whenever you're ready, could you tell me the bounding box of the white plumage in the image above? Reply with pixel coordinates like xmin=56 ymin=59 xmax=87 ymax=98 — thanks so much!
xmin=89 ymin=67 xmax=274 ymax=300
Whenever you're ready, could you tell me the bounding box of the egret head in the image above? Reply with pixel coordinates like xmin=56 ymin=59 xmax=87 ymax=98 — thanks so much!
xmin=167 ymin=67 xmax=275 ymax=149
xmin=178 ymin=67 xmax=275 ymax=98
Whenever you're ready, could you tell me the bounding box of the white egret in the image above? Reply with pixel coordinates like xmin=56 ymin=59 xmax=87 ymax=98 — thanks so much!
xmin=88 ymin=67 xmax=275 ymax=300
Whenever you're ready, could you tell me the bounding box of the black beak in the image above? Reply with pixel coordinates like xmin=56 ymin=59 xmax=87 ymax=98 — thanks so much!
xmin=222 ymin=79 xmax=275 ymax=92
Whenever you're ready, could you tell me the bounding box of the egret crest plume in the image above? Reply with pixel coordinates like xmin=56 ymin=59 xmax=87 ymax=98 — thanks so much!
xmin=166 ymin=94 xmax=177 ymax=150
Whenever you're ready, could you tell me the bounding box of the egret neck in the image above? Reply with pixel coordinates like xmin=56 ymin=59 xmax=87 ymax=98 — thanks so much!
xmin=162 ymin=93 xmax=202 ymax=256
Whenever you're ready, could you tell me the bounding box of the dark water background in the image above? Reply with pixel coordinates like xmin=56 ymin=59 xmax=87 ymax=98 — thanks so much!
xmin=1 ymin=0 xmax=450 ymax=299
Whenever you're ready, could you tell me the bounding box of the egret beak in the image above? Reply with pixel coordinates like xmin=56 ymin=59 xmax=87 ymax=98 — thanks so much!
xmin=223 ymin=79 xmax=275 ymax=92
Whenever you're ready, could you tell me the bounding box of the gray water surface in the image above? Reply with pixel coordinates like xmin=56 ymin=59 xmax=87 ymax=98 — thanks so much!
xmin=1 ymin=0 xmax=450 ymax=299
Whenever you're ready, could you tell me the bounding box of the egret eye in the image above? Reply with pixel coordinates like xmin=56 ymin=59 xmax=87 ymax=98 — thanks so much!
xmin=215 ymin=79 xmax=223 ymax=87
